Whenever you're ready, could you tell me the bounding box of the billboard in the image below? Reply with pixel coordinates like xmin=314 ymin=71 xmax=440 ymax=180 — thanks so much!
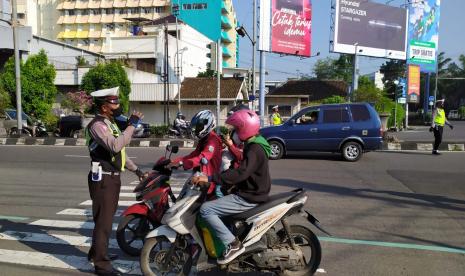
xmin=407 ymin=64 xmax=421 ymax=103
xmin=259 ymin=0 xmax=312 ymax=57
xmin=407 ymin=0 xmax=440 ymax=73
xmin=332 ymin=0 xmax=408 ymax=59
xmin=175 ymin=0 xmax=222 ymax=41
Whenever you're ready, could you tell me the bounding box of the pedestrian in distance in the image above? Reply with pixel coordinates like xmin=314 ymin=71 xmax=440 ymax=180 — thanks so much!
xmin=269 ymin=105 xmax=283 ymax=126
xmin=85 ymin=87 xmax=147 ymax=276
xmin=430 ymin=99 xmax=454 ymax=155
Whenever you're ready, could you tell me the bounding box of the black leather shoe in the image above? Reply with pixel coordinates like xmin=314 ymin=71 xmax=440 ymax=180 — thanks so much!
xmin=95 ymin=267 xmax=122 ymax=276
xmin=88 ymin=253 xmax=119 ymax=262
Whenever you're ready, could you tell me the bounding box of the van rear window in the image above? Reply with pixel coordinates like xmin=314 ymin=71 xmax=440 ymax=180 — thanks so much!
xmin=351 ymin=105 xmax=371 ymax=121
xmin=323 ymin=108 xmax=350 ymax=123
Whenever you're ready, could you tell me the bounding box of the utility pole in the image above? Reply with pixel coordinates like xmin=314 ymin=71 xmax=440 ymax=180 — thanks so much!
xmin=173 ymin=1 xmax=181 ymax=112
xmin=163 ymin=21 xmax=170 ymax=125
xmin=216 ymin=38 xmax=221 ymax=130
xmin=258 ymin=50 xmax=265 ymax=127
xmin=12 ymin=0 xmax=23 ymax=135
xmin=252 ymin=0 xmax=256 ymax=110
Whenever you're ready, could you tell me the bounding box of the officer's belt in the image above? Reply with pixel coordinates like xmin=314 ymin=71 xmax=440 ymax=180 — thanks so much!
xmin=101 ymin=171 xmax=120 ymax=176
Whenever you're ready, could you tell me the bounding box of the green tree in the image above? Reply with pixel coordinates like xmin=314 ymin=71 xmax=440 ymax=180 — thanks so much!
xmin=81 ymin=61 xmax=131 ymax=113
xmin=312 ymin=54 xmax=353 ymax=83
xmin=352 ymin=76 xmax=384 ymax=103
xmin=0 ymin=86 xmax=11 ymax=113
xmin=197 ymin=69 xmax=217 ymax=78
xmin=379 ymin=59 xmax=406 ymax=98
xmin=0 ymin=50 xmax=57 ymax=120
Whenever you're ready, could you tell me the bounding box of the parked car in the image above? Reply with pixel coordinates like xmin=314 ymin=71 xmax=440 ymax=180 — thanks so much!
xmin=448 ymin=110 xmax=460 ymax=120
xmin=2 ymin=109 xmax=48 ymax=136
xmin=260 ymin=103 xmax=382 ymax=161
xmin=56 ymin=114 xmax=151 ymax=138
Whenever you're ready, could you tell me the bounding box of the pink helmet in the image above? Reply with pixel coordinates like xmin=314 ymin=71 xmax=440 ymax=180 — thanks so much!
xmin=225 ymin=109 xmax=260 ymax=141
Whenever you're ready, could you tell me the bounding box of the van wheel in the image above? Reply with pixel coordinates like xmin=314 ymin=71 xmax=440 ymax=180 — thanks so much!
xmin=341 ymin=141 xmax=362 ymax=162
xmin=269 ymin=140 xmax=284 ymax=160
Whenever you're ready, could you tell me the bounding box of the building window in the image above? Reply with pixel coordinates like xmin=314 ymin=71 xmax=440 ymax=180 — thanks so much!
xmin=81 ymin=10 xmax=89 ymax=15
xmin=154 ymin=7 xmax=163 ymax=13
xmin=129 ymin=8 xmax=138 ymax=14
xmin=105 ymin=8 xmax=113 ymax=14
xmin=142 ymin=7 xmax=151 ymax=14
xmin=183 ymin=3 xmax=207 ymax=10
xmin=118 ymin=9 xmax=126 ymax=15
xmin=193 ymin=3 xmax=207 ymax=9
xmin=91 ymin=9 xmax=101 ymax=15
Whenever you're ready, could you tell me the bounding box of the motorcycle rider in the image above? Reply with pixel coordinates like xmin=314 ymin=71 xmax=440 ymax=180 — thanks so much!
xmin=192 ymin=109 xmax=272 ymax=265
xmin=169 ymin=110 xmax=222 ymax=196
xmin=221 ymin=104 xmax=249 ymax=171
xmin=174 ymin=111 xmax=188 ymax=136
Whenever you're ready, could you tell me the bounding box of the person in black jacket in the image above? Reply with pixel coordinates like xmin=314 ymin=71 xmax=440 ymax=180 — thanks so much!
xmin=192 ymin=109 xmax=271 ymax=265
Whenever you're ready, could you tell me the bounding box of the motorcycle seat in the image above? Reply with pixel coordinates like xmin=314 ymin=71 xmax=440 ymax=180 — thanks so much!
xmin=225 ymin=190 xmax=302 ymax=221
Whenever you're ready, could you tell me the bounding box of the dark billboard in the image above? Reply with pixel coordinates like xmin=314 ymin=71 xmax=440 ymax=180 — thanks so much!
xmin=333 ymin=0 xmax=408 ymax=59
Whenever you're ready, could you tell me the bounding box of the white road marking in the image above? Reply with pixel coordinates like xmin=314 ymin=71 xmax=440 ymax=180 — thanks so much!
xmin=119 ymin=192 xmax=136 ymax=198
xmin=79 ymin=200 xmax=140 ymax=207
xmin=0 ymin=231 xmax=119 ymax=249
xmin=121 ymin=185 xmax=182 ymax=192
xmin=0 ymin=249 xmax=141 ymax=274
xmin=29 ymin=219 xmax=118 ymax=231
xmin=316 ymin=268 xmax=327 ymax=273
xmin=57 ymin=208 xmax=124 ymax=217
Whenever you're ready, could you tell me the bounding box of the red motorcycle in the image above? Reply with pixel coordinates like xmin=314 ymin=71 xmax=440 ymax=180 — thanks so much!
xmin=116 ymin=145 xmax=179 ymax=256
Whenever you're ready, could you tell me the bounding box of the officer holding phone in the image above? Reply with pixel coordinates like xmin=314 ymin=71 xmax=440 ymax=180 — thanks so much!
xmin=85 ymin=87 xmax=146 ymax=276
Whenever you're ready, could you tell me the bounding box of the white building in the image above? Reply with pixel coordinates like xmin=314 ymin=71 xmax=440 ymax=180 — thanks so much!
xmin=365 ymin=71 xmax=385 ymax=90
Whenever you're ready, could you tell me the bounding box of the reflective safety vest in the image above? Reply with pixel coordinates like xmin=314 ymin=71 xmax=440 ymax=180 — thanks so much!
xmin=86 ymin=116 xmax=126 ymax=172
xmin=271 ymin=112 xmax=282 ymax=125
xmin=434 ymin=108 xmax=446 ymax=126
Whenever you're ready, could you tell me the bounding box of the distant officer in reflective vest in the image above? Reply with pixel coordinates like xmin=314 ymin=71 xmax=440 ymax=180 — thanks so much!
xmin=269 ymin=105 xmax=282 ymax=126
xmin=430 ymin=99 xmax=454 ymax=155
xmin=85 ymin=87 xmax=146 ymax=276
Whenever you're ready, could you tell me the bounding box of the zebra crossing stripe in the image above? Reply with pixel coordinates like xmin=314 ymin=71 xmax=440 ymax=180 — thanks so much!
xmin=79 ymin=200 xmax=140 ymax=207
xmin=0 ymin=249 xmax=141 ymax=274
xmin=29 ymin=219 xmax=118 ymax=231
xmin=0 ymin=231 xmax=119 ymax=249
xmin=57 ymin=208 xmax=124 ymax=217
xmin=121 ymin=185 xmax=182 ymax=192
xmin=119 ymin=192 xmax=136 ymax=198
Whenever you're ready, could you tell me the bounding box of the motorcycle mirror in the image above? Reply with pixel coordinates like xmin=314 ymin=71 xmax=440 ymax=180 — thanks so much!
xmin=171 ymin=145 xmax=179 ymax=153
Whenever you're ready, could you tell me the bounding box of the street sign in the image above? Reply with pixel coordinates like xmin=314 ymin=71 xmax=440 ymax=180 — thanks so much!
xmin=429 ymin=96 xmax=435 ymax=102
xmin=398 ymin=97 xmax=406 ymax=104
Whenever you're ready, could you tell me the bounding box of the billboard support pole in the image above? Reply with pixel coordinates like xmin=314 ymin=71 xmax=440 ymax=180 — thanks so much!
xmin=424 ymin=73 xmax=431 ymax=121
xmin=259 ymin=50 xmax=265 ymax=127
xmin=351 ymin=43 xmax=359 ymax=102
xmin=434 ymin=52 xmax=439 ymax=102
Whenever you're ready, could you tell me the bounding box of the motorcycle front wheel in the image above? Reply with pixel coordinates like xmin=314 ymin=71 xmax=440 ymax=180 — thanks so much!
xmin=116 ymin=214 xmax=156 ymax=256
xmin=277 ymin=225 xmax=321 ymax=276
xmin=140 ymin=237 xmax=191 ymax=276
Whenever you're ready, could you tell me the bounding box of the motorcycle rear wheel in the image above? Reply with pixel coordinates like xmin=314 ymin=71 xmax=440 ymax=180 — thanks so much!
xmin=116 ymin=214 xmax=156 ymax=256
xmin=277 ymin=225 xmax=321 ymax=276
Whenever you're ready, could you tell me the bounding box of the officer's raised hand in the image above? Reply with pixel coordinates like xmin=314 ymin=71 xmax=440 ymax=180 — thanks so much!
xmin=128 ymin=111 xmax=144 ymax=126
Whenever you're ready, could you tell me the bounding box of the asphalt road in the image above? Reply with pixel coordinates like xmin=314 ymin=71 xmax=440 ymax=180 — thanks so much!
xmin=394 ymin=120 xmax=465 ymax=142
xmin=0 ymin=146 xmax=465 ymax=276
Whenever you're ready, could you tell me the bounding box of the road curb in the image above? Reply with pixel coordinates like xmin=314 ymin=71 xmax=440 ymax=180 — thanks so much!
xmin=382 ymin=142 xmax=465 ymax=151
xmin=0 ymin=138 xmax=196 ymax=148
xmin=1 ymin=138 xmax=464 ymax=152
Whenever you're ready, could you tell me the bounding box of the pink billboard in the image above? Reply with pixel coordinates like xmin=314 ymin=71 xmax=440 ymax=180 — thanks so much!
xmin=270 ymin=0 xmax=312 ymax=56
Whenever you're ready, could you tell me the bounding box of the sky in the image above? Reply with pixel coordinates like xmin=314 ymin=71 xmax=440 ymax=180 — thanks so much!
xmin=232 ymin=0 xmax=465 ymax=81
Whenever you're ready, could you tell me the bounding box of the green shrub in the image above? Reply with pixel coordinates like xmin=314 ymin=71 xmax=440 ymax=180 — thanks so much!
xmin=321 ymin=95 xmax=347 ymax=104
xmin=387 ymin=103 xmax=405 ymax=129
xmin=150 ymin=125 xmax=169 ymax=137
xmin=458 ymin=106 xmax=465 ymax=119
xmin=42 ymin=113 xmax=59 ymax=132
xmin=219 ymin=126 xmax=229 ymax=135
